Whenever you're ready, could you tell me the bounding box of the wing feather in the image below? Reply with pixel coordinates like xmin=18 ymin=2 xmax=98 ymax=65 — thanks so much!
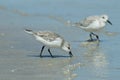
xmin=75 ymin=16 xmax=99 ymax=27
xmin=34 ymin=31 xmax=61 ymax=42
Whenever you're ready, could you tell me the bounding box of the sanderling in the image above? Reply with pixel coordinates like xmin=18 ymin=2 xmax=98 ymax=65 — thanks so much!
xmin=24 ymin=29 xmax=73 ymax=58
xmin=72 ymin=14 xmax=112 ymax=41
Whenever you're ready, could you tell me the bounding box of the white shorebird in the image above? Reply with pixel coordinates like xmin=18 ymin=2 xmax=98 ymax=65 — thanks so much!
xmin=24 ymin=29 xmax=73 ymax=58
xmin=72 ymin=14 xmax=112 ymax=41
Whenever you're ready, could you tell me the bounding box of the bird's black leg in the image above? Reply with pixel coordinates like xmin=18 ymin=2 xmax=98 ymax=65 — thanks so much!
xmin=96 ymin=35 xmax=99 ymax=41
xmin=40 ymin=46 xmax=45 ymax=57
xmin=69 ymin=51 xmax=73 ymax=57
xmin=91 ymin=32 xmax=100 ymax=41
xmin=48 ymin=48 xmax=54 ymax=58
xmin=90 ymin=32 xmax=94 ymax=41
xmin=87 ymin=32 xmax=94 ymax=41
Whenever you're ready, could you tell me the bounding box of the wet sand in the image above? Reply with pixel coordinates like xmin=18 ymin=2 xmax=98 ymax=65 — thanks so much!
xmin=0 ymin=0 xmax=120 ymax=80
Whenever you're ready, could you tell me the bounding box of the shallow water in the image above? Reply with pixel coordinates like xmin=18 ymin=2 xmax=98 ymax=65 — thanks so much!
xmin=0 ymin=0 xmax=120 ymax=80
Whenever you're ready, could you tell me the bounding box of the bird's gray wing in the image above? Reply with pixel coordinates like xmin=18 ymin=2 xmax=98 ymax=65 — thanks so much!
xmin=74 ymin=16 xmax=99 ymax=27
xmin=35 ymin=31 xmax=61 ymax=42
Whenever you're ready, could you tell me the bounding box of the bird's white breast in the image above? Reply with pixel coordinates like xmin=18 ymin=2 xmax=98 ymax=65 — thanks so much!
xmin=82 ymin=20 xmax=105 ymax=32
xmin=35 ymin=35 xmax=62 ymax=47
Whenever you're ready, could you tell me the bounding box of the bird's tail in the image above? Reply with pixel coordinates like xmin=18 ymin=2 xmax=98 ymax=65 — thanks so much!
xmin=24 ymin=29 xmax=34 ymax=35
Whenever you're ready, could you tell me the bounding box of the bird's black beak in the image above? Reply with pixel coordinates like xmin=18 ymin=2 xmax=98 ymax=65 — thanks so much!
xmin=69 ymin=51 xmax=73 ymax=57
xmin=107 ymin=20 xmax=112 ymax=25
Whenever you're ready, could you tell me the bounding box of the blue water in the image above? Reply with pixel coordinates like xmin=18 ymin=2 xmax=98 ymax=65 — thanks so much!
xmin=0 ymin=0 xmax=120 ymax=80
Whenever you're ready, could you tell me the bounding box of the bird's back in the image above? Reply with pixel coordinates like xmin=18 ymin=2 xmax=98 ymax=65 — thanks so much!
xmin=34 ymin=31 xmax=62 ymax=42
xmin=79 ymin=16 xmax=99 ymax=27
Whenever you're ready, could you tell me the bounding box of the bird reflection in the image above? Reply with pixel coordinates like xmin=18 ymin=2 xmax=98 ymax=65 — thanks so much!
xmin=81 ymin=41 xmax=109 ymax=79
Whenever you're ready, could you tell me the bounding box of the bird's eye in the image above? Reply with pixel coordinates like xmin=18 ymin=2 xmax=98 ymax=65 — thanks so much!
xmin=68 ymin=47 xmax=70 ymax=49
xmin=102 ymin=17 xmax=105 ymax=19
